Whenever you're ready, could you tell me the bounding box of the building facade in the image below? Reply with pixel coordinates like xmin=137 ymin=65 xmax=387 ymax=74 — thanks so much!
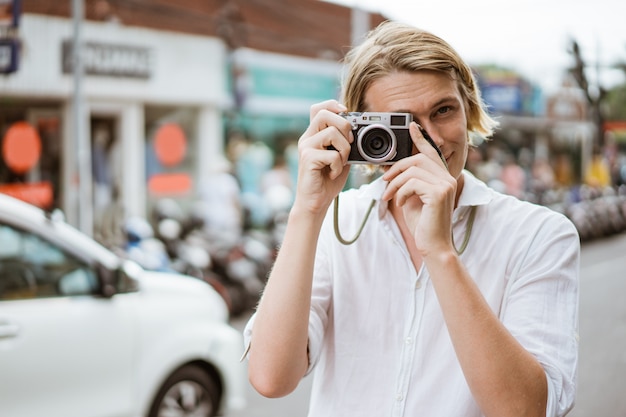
xmin=0 ymin=0 xmax=387 ymax=236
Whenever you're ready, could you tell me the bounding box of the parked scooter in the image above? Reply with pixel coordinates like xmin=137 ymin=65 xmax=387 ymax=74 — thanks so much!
xmin=560 ymin=185 xmax=626 ymax=242
xmin=122 ymin=216 xmax=171 ymax=272
xmin=153 ymin=199 xmax=269 ymax=317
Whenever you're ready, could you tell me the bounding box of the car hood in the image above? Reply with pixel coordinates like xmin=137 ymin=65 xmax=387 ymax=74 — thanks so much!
xmin=135 ymin=271 xmax=229 ymax=322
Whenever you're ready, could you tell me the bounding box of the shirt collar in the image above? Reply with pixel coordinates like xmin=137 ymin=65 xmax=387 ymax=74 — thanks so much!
xmin=355 ymin=169 xmax=494 ymax=219
xmin=456 ymin=169 xmax=494 ymax=208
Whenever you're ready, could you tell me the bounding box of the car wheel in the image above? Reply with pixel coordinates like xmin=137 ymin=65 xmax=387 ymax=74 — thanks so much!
xmin=148 ymin=365 xmax=220 ymax=417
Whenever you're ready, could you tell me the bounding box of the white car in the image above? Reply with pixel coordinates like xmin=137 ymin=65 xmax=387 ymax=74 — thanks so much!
xmin=0 ymin=194 xmax=246 ymax=417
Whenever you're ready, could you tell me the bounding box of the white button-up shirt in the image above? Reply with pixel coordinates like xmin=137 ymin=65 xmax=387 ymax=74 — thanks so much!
xmin=244 ymin=170 xmax=579 ymax=417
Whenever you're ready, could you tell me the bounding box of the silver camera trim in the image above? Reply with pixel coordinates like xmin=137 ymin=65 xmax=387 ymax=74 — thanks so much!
xmin=341 ymin=112 xmax=413 ymax=165
xmin=356 ymin=124 xmax=398 ymax=164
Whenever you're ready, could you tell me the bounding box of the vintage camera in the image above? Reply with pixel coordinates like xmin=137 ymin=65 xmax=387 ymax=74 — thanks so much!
xmin=341 ymin=112 xmax=413 ymax=165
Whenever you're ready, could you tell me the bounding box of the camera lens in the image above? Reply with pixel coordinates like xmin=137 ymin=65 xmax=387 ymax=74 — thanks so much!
xmin=357 ymin=124 xmax=397 ymax=164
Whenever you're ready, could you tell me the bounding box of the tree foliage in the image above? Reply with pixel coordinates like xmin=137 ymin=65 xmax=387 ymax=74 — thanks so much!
xmin=569 ymin=39 xmax=626 ymax=126
xmin=604 ymin=83 xmax=626 ymax=121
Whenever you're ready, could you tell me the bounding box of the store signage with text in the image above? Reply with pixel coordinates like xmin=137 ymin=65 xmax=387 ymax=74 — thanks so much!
xmin=62 ymin=40 xmax=152 ymax=79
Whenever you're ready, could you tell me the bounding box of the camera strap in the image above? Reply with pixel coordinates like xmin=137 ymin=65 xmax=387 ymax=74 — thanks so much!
xmin=333 ymin=196 xmax=376 ymax=245
xmin=453 ymin=205 xmax=477 ymax=255
xmin=333 ymin=195 xmax=477 ymax=255
xmin=333 ymin=130 xmax=476 ymax=251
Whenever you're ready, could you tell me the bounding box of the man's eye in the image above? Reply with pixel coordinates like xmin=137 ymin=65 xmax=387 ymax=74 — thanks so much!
xmin=437 ymin=106 xmax=451 ymax=115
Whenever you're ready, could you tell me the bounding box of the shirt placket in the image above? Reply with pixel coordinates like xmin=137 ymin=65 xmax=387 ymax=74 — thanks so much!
xmin=385 ymin=218 xmax=427 ymax=417
xmin=390 ymin=207 xmax=469 ymax=416
xmin=392 ymin=267 xmax=426 ymax=417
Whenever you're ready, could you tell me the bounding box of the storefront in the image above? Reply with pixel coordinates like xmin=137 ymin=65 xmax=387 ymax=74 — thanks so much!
xmin=229 ymin=47 xmax=341 ymax=138
xmin=227 ymin=47 xmax=342 ymax=199
xmin=0 ymin=14 xmax=229 ymax=239
xmin=473 ymin=67 xmax=597 ymax=183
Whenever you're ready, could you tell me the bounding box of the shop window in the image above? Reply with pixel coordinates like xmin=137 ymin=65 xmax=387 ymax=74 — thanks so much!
xmin=0 ymin=103 xmax=62 ymax=210
xmin=144 ymin=106 xmax=198 ymax=216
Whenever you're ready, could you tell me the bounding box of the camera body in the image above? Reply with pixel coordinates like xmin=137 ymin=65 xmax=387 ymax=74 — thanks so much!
xmin=341 ymin=112 xmax=413 ymax=165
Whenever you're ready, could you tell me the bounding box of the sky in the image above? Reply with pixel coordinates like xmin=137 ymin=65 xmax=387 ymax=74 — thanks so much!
xmin=326 ymin=0 xmax=626 ymax=94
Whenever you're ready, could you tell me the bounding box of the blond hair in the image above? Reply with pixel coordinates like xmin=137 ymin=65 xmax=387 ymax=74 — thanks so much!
xmin=342 ymin=21 xmax=498 ymax=143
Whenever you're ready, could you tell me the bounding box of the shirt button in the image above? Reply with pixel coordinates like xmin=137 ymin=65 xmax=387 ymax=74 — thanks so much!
xmin=415 ymin=281 xmax=422 ymax=289
xmin=396 ymin=392 xmax=404 ymax=401
xmin=405 ymin=337 xmax=412 ymax=345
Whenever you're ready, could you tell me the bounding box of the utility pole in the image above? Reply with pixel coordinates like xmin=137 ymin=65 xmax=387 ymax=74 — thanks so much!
xmin=72 ymin=0 xmax=92 ymax=235
xmin=569 ymin=39 xmax=607 ymax=149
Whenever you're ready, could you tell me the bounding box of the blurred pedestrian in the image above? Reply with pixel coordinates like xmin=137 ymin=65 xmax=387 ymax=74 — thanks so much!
xmin=260 ymin=153 xmax=294 ymax=227
xmin=584 ymin=148 xmax=611 ymax=189
xmin=95 ymin=183 xmax=125 ymax=249
xmin=198 ymin=156 xmax=243 ymax=242
xmin=244 ymin=21 xmax=579 ymax=417
xmin=235 ymin=140 xmax=274 ymax=227
xmin=530 ymin=156 xmax=556 ymax=204
xmin=260 ymin=154 xmax=293 ymax=195
xmin=500 ymin=152 xmax=526 ymax=199
xmin=554 ymin=153 xmax=574 ymax=188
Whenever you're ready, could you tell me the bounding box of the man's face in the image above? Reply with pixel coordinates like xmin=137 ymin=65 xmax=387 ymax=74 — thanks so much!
xmin=363 ymin=70 xmax=469 ymax=181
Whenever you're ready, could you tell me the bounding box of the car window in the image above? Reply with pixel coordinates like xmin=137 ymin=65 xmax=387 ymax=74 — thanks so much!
xmin=0 ymin=223 xmax=99 ymax=301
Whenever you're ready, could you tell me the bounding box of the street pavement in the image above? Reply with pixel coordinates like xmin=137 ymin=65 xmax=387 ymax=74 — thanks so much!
xmin=568 ymin=232 xmax=626 ymax=417
xmin=229 ymin=232 xmax=626 ymax=417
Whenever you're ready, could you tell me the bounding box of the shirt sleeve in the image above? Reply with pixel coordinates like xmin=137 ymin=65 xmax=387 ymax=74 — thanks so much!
xmin=240 ymin=210 xmax=335 ymax=374
xmin=499 ymin=212 xmax=580 ymax=417
xmin=305 ymin=209 xmax=335 ymax=375
xmin=239 ymin=310 xmax=256 ymax=364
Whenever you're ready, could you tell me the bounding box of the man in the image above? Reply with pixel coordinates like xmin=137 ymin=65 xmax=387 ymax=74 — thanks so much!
xmin=244 ymin=21 xmax=579 ymax=417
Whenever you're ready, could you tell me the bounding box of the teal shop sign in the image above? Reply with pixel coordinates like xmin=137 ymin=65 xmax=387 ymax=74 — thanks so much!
xmin=249 ymin=67 xmax=339 ymax=100
xmin=227 ymin=49 xmax=342 ymax=141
